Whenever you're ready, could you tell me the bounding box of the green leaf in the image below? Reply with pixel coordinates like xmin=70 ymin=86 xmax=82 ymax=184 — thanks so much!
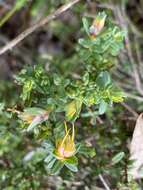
xmin=29 ymin=148 xmax=47 ymax=164
xmin=46 ymin=158 xmax=56 ymax=169
xmin=83 ymin=72 xmax=89 ymax=85
xmin=53 ymin=74 xmax=62 ymax=86
xmin=42 ymin=140 xmax=54 ymax=152
xmin=16 ymin=0 xmax=27 ymax=9
xmin=82 ymin=17 xmax=90 ymax=35
xmin=54 ymin=122 xmax=65 ymax=139
xmin=0 ymin=102 xmax=5 ymax=112
xmin=64 ymin=156 xmax=78 ymax=165
xmin=112 ymin=152 xmax=125 ymax=165
xmin=22 ymin=79 xmax=35 ymax=101
xmin=44 ymin=154 xmax=54 ymax=163
xmin=101 ymin=38 xmax=112 ymax=52
xmin=114 ymin=30 xmax=126 ymax=42
xmin=110 ymin=43 xmax=121 ymax=56
xmin=75 ymin=143 xmax=81 ymax=153
xmin=98 ymin=100 xmax=108 ymax=115
xmin=65 ymin=99 xmax=82 ymax=121
xmin=51 ymin=160 xmax=64 ymax=175
xmin=64 ymin=162 xmax=78 ymax=172
xmin=96 ymin=71 xmax=111 ymax=88
xmin=78 ymin=39 xmax=91 ymax=48
xmin=111 ymin=86 xmax=125 ymax=102
xmin=23 ymin=107 xmax=46 ymax=115
xmin=79 ymin=145 xmax=96 ymax=158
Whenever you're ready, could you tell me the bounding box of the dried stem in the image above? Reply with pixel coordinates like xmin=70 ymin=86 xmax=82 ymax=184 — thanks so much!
xmin=98 ymin=174 xmax=111 ymax=190
xmin=121 ymin=102 xmax=138 ymax=118
xmin=110 ymin=1 xmax=143 ymax=96
xmin=0 ymin=0 xmax=81 ymax=55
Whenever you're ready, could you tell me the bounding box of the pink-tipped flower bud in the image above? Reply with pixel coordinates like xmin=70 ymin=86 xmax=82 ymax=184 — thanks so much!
xmin=89 ymin=12 xmax=107 ymax=39
xmin=56 ymin=123 xmax=76 ymax=160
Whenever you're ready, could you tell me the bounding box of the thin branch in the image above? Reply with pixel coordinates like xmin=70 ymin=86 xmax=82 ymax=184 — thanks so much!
xmin=121 ymin=102 xmax=138 ymax=118
xmin=0 ymin=0 xmax=81 ymax=55
xmin=112 ymin=3 xmax=143 ymax=96
xmin=98 ymin=174 xmax=111 ymax=190
xmin=96 ymin=3 xmax=114 ymax=10
xmin=101 ymin=1 xmax=140 ymax=118
xmin=120 ymin=3 xmax=143 ymax=96
xmin=134 ymin=36 xmax=143 ymax=80
xmin=126 ymin=16 xmax=143 ymax=38
xmin=125 ymin=93 xmax=143 ymax=102
xmin=96 ymin=116 xmax=104 ymax=124
xmin=0 ymin=6 xmax=17 ymax=27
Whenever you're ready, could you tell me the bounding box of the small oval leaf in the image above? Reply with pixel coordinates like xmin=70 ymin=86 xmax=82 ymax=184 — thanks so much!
xmin=112 ymin=152 xmax=125 ymax=165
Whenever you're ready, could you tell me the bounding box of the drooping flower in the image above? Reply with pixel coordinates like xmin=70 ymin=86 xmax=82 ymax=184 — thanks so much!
xmin=18 ymin=107 xmax=49 ymax=131
xmin=55 ymin=122 xmax=76 ymax=160
xmin=19 ymin=112 xmax=35 ymax=124
xmin=89 ymin=12 xmax=107 ymax=38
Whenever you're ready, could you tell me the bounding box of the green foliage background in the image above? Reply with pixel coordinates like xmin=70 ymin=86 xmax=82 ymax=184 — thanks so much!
xmin=0 ymin=0 xmax=142 ymax=189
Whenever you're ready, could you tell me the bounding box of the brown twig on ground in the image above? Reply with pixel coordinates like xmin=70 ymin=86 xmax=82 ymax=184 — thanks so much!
xmin=98 ymin=174 xmax=111 ymax=190
xmin=0 ymin=0 xmax=81 ymax=55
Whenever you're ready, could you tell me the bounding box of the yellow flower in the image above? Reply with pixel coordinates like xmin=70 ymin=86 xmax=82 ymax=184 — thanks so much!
xmin=55 ymin=123 xmax=76 ymax=160
xmin=89 ymin=12 xmax=106 ymax=39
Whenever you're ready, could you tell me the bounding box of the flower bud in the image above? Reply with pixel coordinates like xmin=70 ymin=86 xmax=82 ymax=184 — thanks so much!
xmin=89 ymin=12 xmax=107 ymax=38
xmin=19 ymin=112 xmax=35 ymax=124
xmin=56 ymin=123 xmax=76 ymax=160
xmin=18 ymin=108 xmax=49 ymax=131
